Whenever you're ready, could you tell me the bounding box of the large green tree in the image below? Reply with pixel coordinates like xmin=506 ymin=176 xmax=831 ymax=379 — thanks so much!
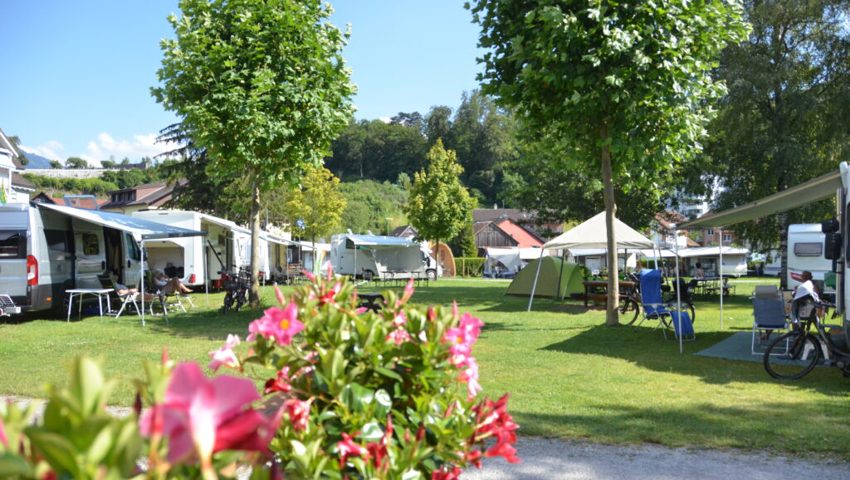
xmin=327 ymin=119 xmax=428 ymax=182
xmin=154 ymin=0 xmax=354 ymax=305
xmin=702 ymin=0 xmax=850 ymax=288
xmin=405 ymin=140 xmax=477 ymax=268
xmin=338 ymin=179 xmax=408 ymax=234
xmin=470 ymin=0 xmax=748 ymax=325
xmin=286 ymin=166 xmax=346 ymax=271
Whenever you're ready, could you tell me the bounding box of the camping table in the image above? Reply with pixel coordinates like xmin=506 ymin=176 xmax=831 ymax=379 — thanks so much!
xmin=582 ymin=280 xmax=636 ymax=307
xmin=65 ymin=288 xmax=113 ymax=322
xmin=357 ymin=293 xmax=384 ymax=313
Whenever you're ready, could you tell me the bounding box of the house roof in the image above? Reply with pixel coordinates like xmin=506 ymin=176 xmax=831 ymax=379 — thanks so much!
xmin=654 ymin=211 xmax=688 ymax=230
xmin=101 ymin=182 xmax=176 ymax=209
xmin=11 ymin=172 xmax=34 ymax=188
xmin=31 ymin=192 xmax=105 ymax=210
xmin=495 ymin=219 xmax=544 ymax=248
xmin=473 ymin=208 xmax=536 ymax=224
xmin=389 ymin=225 xmax=418 ymax=238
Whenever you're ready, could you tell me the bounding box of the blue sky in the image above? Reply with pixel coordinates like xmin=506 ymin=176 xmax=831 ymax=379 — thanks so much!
xmin=0 ymin=1 xmax=483 ymax=165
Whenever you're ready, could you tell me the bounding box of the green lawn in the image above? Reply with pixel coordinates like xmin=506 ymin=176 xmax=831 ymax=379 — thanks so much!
xmin=2 ymin=277 xmax=849 ymax=460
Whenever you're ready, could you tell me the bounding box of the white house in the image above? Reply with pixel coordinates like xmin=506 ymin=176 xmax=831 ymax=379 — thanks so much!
xmin=0 ymin=129 xmax=33 ymax=203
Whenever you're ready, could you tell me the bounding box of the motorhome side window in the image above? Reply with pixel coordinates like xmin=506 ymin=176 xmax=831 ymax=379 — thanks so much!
xmin=125 ymin=233 xmax=141 ymax=261
xmin=793 ymin=242 xmax=822 ymax=257
xmin=44 ymin=230 xmax=71 ymax=255
xmin=82 ymin=233 xmax=100 ymax=255
xmin=0 ymin=230 xmax=26 ymax=258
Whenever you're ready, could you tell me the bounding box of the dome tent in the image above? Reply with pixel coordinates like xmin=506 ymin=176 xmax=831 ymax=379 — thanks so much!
xmin=506 ymin=257 xmax=584 ymax=299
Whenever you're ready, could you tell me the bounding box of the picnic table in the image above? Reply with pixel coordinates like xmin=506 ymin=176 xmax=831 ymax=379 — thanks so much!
xmin=693 ymin=277 xmax=735 ymax=296
xmin=66 ymin=288 xmax=113 ymax=322
xmin=582 ymin=280 xmax=636 ymax=307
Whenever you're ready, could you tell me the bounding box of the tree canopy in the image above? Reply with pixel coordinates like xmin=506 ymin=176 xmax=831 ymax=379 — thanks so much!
xmin=469 ymin=0 xmax=748 ymax=325
xmin=154 ymin=0 xmax=354 ymax=304
xmin=405 ymin=140 xmax=477 ymax=260
xmin=286 ymin=166 xmax=346 ymax=256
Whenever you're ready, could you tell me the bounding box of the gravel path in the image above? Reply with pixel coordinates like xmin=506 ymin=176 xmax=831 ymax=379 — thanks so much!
xmin=462 ymin=436 xmax=850 ymax=480
xmin=4 ymin=396 xmax=848 ymax=479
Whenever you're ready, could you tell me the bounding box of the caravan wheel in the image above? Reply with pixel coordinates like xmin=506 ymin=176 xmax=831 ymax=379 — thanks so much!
xmin=426 ymin=269 xmax=437 ymax=281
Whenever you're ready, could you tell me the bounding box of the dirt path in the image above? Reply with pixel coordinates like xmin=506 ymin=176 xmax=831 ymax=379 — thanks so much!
xmin=462 ymin=436 xmax=850 ymax=479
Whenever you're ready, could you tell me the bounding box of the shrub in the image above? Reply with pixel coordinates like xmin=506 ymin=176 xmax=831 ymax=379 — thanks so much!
xmin=0 ymin=275 xmax=518 ymax=479
xmin=455 ymin=257 xmax=486 ymax=277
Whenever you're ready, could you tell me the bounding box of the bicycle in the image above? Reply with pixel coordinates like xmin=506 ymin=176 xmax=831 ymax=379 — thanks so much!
xmin=618 ymin=274 xmax=696 ymax=326
xmin=220 ymin=267 xmax=250 ymax=314
xmin=763 ymin=298 xmax=850 ymax=380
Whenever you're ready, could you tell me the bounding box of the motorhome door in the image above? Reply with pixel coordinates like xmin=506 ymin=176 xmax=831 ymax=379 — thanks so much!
xmin=72 ymin=218 xmax=105 ymax=289
xmin=122 ymin=232 xmax=142 ymax=287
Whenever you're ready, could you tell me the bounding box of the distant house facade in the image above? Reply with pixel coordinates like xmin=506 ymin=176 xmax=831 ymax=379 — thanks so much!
xmin=472 ymin=207 xmax=562 ymax=239
xmin=0 ymin=128 xmax=34 ymax=203
xmin=100 ymin=181 xmax=176 ymax=214
xmin=389 ymin=225 xmax=418 ymax=240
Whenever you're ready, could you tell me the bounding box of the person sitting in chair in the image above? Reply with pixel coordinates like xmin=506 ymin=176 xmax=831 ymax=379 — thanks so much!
xmin=108 ymin=270 xmax=156 ymax=301
xmin=154 ymin=270 xmax=193 ymax=295
xmin=792 ymin=270 xmax=820 ymax=302
xmin=694 ymin=262 xmax=705 ymax=279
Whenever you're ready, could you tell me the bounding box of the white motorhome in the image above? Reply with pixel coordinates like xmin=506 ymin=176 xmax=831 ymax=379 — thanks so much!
xmin=0 ymin=203 xmax=200 ymax=315
xmin=787 ymin=224 xmax=834 ymax=294
xmin=330 ymin=234 xmax=440 ymax=281
xmin=131 ymin=210 xmax=280 ymax=287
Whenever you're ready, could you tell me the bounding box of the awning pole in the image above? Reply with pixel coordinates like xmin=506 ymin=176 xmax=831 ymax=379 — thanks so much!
xmin=527 ymin=248 xmax=546 ymax=312
xmin=719 ymin=228 xmax=724 ymax=330
xmin=204 ymin=239 xmax=209 ymax=308
xmin=673 ymin=227 xmax=682 ymax=354
xmin=140 ymin=239 xmax=146 ymax=327
xmin=556 ymin=250 xmax=566 ymax=300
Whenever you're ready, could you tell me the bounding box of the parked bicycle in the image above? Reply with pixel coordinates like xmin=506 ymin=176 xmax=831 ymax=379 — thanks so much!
xmin=618 ymin=274 xmax=696 ymax=326
xmin=220 ymin=267 xmax=251 ymax=314
xmin=763 ymin=298 xmax=850 ymax=380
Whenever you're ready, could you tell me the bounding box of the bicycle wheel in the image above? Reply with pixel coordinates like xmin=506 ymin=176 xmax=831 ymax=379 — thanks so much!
xmin=618 ymin=297 xmax=640 ymax=325
xmin=763 ymin=332 xmax=820 ymax=380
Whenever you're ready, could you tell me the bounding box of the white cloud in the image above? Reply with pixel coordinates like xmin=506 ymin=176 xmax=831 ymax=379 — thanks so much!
xmin=379 ymin=116 xmax=392 ymax=123
xmin=83 ymin=132 xmax=174 ymax=166
xmin=20 ymin=141 xmax=65 ymax=161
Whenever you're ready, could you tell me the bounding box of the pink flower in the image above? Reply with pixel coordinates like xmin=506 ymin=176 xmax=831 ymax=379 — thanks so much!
xmin=386 ymin=327 xmax=412 ymax=346
xmin=460 ymin=313 xmax=484 ymax=339
xmin=139 ymin=362 xmax=279 ymax=465
xmin=337 ymin=432 xmax=369 ymax=467
xmin=355 ymin=306 xmax=369 ymax=315
xmin=283 ymin=398 xmax=312 ymax=432
xmin=460 ymin=356 xmax=482 ymax=399
xmin=472 ymin=394 xmax=520 ymax=464
xmin=319 ymin=282 xmax=342 ymax=305
xmin=0 ymin=414 xmax=7 ymax=448
xmin=247 ymin=304 xmax=304 ymax=346
xmin=264 ymin=367 xmax=292 ymax=394
xmin=392 ymin=311 xmax=407 ymax=327
xmin=403 ymin=277 xmax=415 ymax=301
xmin=274 ymin=285 xmax=286 ymax=306
xmin=431 ymin=465 xmax=462 ymax=480
xmin=208 ymin=334 xmax=241 ymax=372
xmin=366 ymin=416 xmax=393 ymax=469
xmin=302 ymin=270 xmax=316 ymax=282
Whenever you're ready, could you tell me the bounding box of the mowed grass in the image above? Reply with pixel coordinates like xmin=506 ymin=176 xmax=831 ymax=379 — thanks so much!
xmin=1 ymin=277 xmax=849 ymax=460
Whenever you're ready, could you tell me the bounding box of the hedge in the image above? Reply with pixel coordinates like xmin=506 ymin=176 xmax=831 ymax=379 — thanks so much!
xmin=455 ymin=257 xmax=485 ymax=277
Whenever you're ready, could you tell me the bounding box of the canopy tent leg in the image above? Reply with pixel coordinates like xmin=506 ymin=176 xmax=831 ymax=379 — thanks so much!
xmin=719 ymin=228 xmax=724 ymax=330
xmin=556 ymin=250 xmax=566 ymax=301
xmin=674 ymin=228 xmax=682 ymax=354
xmin=204 ymin=241 xmax=209 ymax=308
xmin=527 ymin=248 xmax=546 ymax=312
xmin=140 ymin=240 xmax=146 ymax=328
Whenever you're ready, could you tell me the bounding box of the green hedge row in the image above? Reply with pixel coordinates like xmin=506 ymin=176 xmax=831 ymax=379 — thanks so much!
xmin=454 ymin=257 xmax=485 ymax=277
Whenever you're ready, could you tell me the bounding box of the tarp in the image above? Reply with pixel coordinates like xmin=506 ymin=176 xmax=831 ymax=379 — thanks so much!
xmin=506 ymin=257 xmax=584 ymax=299
xmin=639 ymin=248 xmax=679 ymax=258
xmin=680 ymin=170 xmax=842 ymax=228
xmin=675 ymin=246 xmax=749 ymax=258
xmin=485 ymin=247 xmax=547 ymax=273
xmin=39 ymin=203 xmax=205 ymax=240
xmin=544 ymin=212 xmax=654 ymax=250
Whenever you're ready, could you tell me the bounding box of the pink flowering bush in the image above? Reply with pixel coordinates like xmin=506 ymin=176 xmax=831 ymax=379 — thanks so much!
xmin=0 ymin=275 xmax=518 ymax=479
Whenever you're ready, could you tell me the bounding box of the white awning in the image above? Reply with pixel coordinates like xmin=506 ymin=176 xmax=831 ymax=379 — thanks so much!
xmin=675 ymin=246 xmax=749 ymax=258
xmin=680 ymin=170 xmax=842 ymax=229
xmin=198 ymin=212 xmax=250 ymax=234
xmin=39 ymin=203 xmax=205 ymax=240
xmin=344 ymin=234 xmax=418 ymax=248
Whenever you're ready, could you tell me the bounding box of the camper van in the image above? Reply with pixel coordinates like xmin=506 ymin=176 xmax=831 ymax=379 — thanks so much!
xmin=131 ymin=210 xmax=282 ymax=287
xmin=787 ymin=224 xmax=834 ymax=294
xmin=330 ymin=234 xmax=440 ymax=281
xmin=0 ymin=203 xmax=147 ymax=314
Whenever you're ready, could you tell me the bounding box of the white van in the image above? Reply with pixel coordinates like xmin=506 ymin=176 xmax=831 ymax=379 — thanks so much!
xmin=787 ymin=224 xmax=834 ymax=294
xmin=331 ymin=234 xmax=440 ymax=281
xmin=0 ymin=203 xmax=143 ymax=314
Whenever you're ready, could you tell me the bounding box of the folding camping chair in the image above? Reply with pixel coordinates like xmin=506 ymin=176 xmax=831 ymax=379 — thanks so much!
xmin=637 ymin=269 xmax=695 ymax=341
xmin=97 ymin=274 xmax=140 ymax=318
xmin=751 ymin=286 xmax=788 ymax=354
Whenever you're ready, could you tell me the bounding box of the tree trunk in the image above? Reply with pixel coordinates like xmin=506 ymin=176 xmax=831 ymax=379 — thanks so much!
xmin=249 ymin=179 xmax=261 ymax=307
xmin=600 ymin=124 xmax=619 ymax=326
xmin=312 ymin=236 xmax=318 ymax=276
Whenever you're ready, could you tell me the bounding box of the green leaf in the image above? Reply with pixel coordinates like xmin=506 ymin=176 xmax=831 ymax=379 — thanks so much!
xmin=375 ymin=366 xmax=403 ymax=382
xmin=0 ymin=452 xmax=34 ymax=477
xmin=25 ymin=429 xmax=80 ymax=477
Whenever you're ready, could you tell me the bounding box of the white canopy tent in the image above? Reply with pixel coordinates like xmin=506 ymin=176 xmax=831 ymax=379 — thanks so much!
xmin=527 ymin=212 xmax=655 ymax=307
xmin=38 ymin=204 xmax=206 ymax=326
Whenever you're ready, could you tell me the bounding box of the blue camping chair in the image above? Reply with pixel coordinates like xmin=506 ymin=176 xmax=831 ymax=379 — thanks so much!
xmin=751 ymin=285 xmax=787 ymax=354
xmin=638 ymin=269 xmax=695 ymax=340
